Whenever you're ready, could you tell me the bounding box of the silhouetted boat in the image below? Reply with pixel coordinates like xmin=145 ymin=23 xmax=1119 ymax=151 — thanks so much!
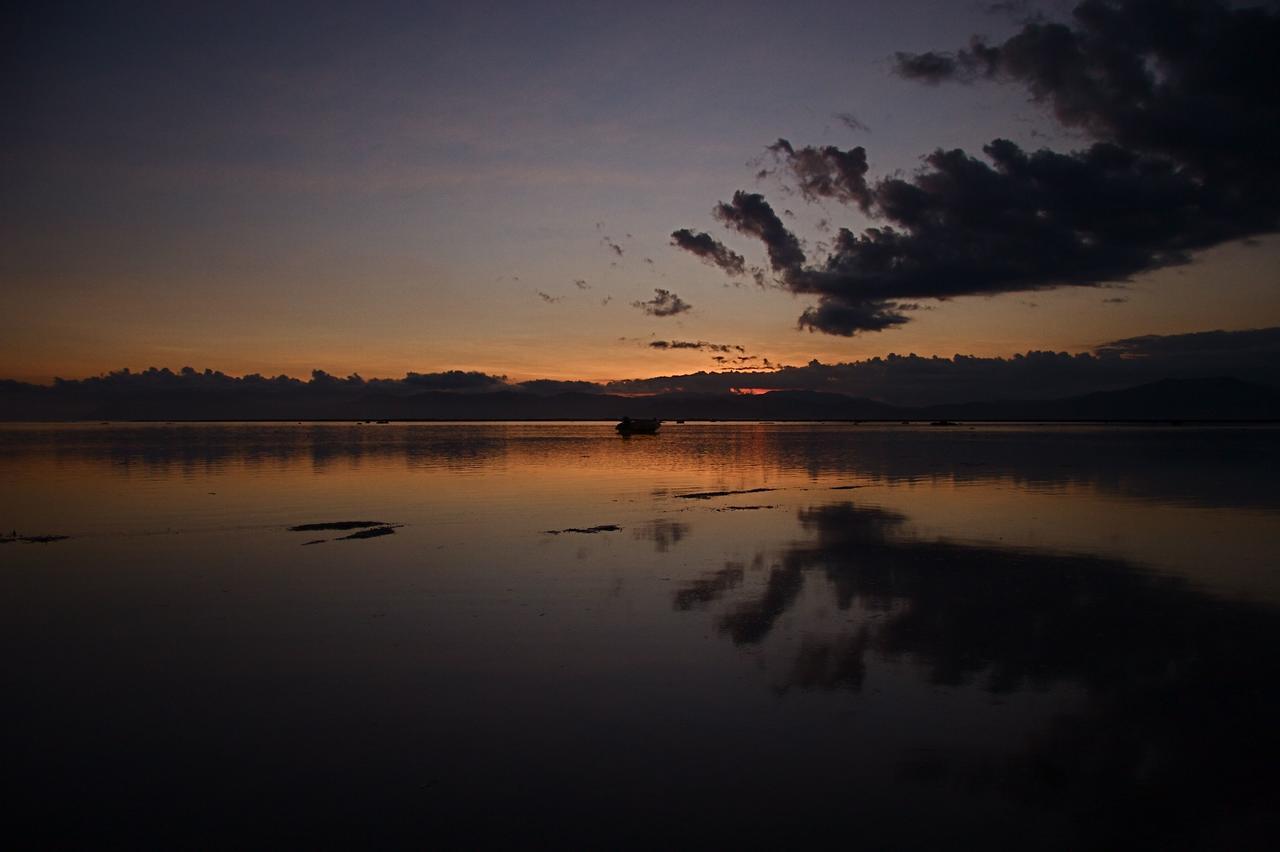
xmin=616 ymin=417 xmax=660 ymax=435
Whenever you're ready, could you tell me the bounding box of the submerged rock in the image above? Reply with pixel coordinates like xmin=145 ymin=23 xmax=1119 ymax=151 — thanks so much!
xmin=675 ymin=487 xmax=775 ymax=500
xmin=337 ymin=526 xmax=397 ymax=540
xmin=1 ymin=534 xmax=70 ymax=544
xmin=543 ymin=525 xmax=622 ymax=535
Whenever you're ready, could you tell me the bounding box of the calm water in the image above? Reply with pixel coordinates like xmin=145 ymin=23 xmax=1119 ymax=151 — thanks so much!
xmin=3 ymin=422 xmax=1279 ymax=848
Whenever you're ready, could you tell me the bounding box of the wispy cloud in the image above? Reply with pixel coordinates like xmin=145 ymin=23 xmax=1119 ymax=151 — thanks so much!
xmin=631 ymin=288 xmax=691 ymax=317
xmin=648 ymin=340 xmax=745 ymax=353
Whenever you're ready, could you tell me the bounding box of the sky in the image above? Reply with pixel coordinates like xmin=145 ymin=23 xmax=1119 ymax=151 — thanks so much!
xmin=3 ymin=0 xmax=1278 ymax=386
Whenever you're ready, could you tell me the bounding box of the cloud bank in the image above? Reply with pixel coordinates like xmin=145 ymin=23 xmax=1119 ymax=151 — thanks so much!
xmin=604 ymin=326 xmax=1280 ymax=404
xmin=6 ymin=327 xmax=1275 ymax=409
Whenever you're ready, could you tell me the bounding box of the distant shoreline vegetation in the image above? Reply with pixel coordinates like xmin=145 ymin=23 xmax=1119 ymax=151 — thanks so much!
xmin=1 ymin=376 xmax=1277 ymax=422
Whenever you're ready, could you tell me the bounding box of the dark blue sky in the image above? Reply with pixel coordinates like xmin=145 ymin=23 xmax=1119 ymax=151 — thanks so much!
xmin=3 ymin=0 xmax=1277 ymax=383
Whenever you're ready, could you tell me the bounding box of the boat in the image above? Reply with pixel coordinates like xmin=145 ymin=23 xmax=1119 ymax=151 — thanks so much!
xmin=616 ymin=417 xmax=661 ymax=435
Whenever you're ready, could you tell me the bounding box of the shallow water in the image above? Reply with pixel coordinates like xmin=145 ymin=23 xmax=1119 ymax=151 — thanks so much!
xmin=3 ymin=422 xmax=1279 ymax=847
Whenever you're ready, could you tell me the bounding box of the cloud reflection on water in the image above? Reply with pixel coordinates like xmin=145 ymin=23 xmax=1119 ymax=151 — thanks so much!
xmin=675 ymin=499 xmax=1280 ymax=847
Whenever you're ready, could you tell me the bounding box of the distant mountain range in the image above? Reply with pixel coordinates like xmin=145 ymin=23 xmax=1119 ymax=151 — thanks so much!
xmin=2 ymin=376 xmax=1278 ymax=422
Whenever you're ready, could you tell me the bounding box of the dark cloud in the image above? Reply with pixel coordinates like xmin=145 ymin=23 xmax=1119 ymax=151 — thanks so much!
xmin=767 ymin=138 xmax=874 ymax=211
xmin=670 ymin=229 xmax=746 ymax=276
xmin=897 ymin=0 xmax=1280 ymax=182
xmin=1096 ymin=326 xmax=1280 ymax=359
xmin=729 ymin=134 xmax=1272 ymax=335
xmin=602 ymin=237 xmax=624 ymax=257
xmin=892 ymin=50 xmax=959 ymax=83
xmin=631 ymin=288 xmax=692 ymax=317
xmin=679 ymin=0 xmax=1280 ymax=335
xmin=648 ymin=340 xmax=745 ymax=353
xmin=713 ymin=191 xmax=806 ymax=273
xmin=797 ymin=298 xmax=909 ymax=334
xmin=537 ymin=291 xmax=560 ymax=304
xmin=573 ymin=279 xmax=590 ymax=290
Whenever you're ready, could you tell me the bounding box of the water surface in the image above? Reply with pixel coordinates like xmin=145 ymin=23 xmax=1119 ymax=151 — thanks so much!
xmin=3 ymin=422 xmax=1278 ymax=847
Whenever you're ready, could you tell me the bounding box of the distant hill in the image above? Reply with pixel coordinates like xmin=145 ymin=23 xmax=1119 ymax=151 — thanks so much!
xmin=1 ymin=376 xmax=1277 ymax=422
xmin=918 ymin=377 xmax=1280 ymax=421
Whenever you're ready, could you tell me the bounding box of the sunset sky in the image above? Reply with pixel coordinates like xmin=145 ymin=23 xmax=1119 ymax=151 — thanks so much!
xmin=4 ymin=0 xmax=1278 ymax=385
